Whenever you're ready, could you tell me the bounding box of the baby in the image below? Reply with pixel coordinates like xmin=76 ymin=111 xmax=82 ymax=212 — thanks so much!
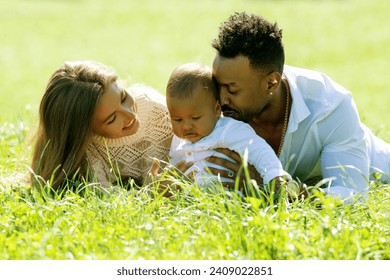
xmin=166 ymin=62 xmax=290 ymax=186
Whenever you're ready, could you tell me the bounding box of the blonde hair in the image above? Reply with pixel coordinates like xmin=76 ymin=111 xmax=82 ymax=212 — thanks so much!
xmin=31 ymin=61 xmax=118 ymax=190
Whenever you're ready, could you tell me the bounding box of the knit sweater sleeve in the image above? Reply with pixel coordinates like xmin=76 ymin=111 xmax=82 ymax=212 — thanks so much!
xmin=86 ymin=142 xmax=116 ymax=187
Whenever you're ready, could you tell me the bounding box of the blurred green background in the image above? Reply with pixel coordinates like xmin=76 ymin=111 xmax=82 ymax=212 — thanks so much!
xmin=1 ymin=0 xmax=389 ymax=140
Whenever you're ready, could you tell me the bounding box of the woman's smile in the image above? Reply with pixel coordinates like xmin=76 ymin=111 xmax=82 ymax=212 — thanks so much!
xmin=124 ymin=118 xmax=135 ymax=129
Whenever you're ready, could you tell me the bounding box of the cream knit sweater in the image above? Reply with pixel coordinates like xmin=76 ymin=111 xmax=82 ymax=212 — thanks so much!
xmin=86 ymin=85 xmax=173 ymax=187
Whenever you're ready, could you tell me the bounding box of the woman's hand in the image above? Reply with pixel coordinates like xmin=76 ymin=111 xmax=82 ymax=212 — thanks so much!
xmin=206 ymin=148 xmax=263 ymax=193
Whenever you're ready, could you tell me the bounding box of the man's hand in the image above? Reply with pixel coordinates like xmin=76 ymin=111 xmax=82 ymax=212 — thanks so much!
xmin=206 ymin=148 xmax=263 ymax=193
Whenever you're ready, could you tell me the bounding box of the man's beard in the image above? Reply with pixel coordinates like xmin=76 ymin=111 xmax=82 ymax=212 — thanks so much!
xmin=221 ymin=105 xmax=254 ymax=122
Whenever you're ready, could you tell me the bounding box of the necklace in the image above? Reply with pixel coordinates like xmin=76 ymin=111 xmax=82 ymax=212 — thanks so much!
xmin=277 ymin=79 xmax=290 ymax=156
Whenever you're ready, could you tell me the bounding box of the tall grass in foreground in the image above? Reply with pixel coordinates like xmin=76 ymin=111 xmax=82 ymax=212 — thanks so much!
xmin=1 ymin=175 xmax=390 ymax=260
xmin=1 ymin=121 xmax=389 ymax=260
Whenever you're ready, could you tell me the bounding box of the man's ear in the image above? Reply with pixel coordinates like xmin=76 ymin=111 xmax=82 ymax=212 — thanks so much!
xmin=266 ymin=72 xmax=282 ymax=90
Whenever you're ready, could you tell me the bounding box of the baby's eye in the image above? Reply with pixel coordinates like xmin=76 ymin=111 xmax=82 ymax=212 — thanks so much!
xmin=173 ymin=118 xmax=182 ymax=122
xmin=192 ymin=116 xmax=201 ymax=120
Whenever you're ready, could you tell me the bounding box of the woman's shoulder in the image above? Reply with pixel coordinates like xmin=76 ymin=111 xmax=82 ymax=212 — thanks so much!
xmin=129 ymin=84 xmax=166 ymax=106
xmin=130 ymin=85 xmax=170 ymax=126
xmin=129 ymin=84 xmax=171 ymax=132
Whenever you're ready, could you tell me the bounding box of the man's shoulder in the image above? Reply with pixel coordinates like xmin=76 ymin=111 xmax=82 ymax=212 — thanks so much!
xmin=285 ymin=65 xmax=350 ymax=95
xmin=285 ymin=65 xmax=351 ymax=109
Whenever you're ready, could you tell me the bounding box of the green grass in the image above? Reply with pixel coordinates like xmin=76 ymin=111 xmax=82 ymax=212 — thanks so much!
xmin=1 ymin=0 xmax=390 ymax=260
xmin=1 ymin=178 xmax=390 ymax=259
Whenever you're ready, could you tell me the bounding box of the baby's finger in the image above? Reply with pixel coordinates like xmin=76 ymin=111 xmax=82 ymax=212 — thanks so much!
xmin=150 ymin=158 xmax=161 ymax=177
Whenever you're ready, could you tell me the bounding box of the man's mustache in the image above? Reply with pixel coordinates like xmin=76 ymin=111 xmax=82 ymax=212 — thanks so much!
xmin=221 ymin=105 xmax=234 ymax=112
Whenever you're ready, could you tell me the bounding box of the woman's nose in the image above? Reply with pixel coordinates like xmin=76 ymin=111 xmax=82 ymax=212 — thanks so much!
xmin=121 ymin=102 xmax=135 ymax=114
xmin=120 ymin=106 xmax=135 ymax=122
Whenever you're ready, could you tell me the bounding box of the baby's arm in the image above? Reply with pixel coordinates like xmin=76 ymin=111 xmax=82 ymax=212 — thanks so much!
xmin=218 ymin=120 xmax=290 ymax=184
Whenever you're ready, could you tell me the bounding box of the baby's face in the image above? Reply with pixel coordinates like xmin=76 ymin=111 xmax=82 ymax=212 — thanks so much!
xmin=167 ymin=88 xmax=221 ymax=143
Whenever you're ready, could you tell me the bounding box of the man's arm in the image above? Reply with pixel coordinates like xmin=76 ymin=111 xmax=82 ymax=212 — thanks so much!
xmin=319 ymin=96 xmax=369 ymax=202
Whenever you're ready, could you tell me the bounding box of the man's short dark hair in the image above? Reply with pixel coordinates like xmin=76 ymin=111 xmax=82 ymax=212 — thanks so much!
xmin=212 ymin=12 xmax=285 ymax=73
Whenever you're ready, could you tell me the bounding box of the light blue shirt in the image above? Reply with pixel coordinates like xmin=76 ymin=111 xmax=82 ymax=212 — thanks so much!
xmin=170 ymin=117 xmax=290 ymax=185
xmin=281 ymin=65 xmax=390 ymax=202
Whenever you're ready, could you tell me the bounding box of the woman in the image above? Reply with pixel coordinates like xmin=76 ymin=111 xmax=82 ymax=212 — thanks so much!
xmin=31 ymin=60 xmax=189 ymax=191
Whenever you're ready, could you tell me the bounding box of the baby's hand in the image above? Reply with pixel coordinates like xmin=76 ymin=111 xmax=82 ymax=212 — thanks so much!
xmin=145 ymin=159 xmax=194 ymax=197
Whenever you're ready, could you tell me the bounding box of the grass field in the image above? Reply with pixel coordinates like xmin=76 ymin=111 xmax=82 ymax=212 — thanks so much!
xmin=1 ymin=0 xmax=390 ymax=260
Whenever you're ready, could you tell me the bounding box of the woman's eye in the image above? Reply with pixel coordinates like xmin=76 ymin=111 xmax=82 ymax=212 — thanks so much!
xmin=107 ymin=115 xmax=116 ymax=124
xmin=121 ymin=92 xmax=128 ymax=103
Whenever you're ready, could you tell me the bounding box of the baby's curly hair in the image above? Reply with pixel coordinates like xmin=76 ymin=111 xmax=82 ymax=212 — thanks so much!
xmin=212 ymin=12 xmax=284 ymax=73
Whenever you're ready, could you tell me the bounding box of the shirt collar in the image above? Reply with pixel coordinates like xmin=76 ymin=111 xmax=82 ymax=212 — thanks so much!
xmin=283 ymin=66 xmax=310 ymax=133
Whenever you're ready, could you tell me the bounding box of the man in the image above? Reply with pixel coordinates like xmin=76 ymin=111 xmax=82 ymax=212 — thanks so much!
xmin=207 ymin=12 xmax=390 ymax=202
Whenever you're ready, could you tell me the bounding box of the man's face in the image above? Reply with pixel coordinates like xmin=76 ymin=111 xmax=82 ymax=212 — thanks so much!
xmin=212 ymin=54 xmax=271 ymax=122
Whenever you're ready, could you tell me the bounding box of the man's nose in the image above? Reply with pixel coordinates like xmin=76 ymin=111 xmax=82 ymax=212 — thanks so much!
xmin=219 ymin=88 xmax=230 ymax=106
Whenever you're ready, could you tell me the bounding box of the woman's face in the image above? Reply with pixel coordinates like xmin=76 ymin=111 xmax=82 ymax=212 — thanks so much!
xmin=92 ymin=82 xmax=139 ymax=138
